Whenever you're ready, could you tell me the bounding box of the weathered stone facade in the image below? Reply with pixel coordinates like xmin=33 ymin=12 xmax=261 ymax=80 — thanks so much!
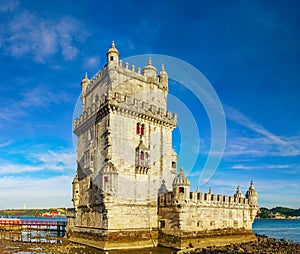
xmin=67 ymin=42 xmax=258 ymax=250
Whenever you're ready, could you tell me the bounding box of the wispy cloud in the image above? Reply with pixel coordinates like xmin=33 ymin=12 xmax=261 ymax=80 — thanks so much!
xmin=0 ymin=85 xmax=73 ymax=120
xmin=20 ymin=86 xmax=72 ymax=108
xmin=231 ymin=164 xmax=299 ymax=170
xmin=82 ymin=56 xmax=100 ymax=70
xmin=0 ymin=175 xmax=73 ymax=208
xmin=1 ymin=4 xmax=88 ymax=63
xmin=225 ymin=106 xmax=287 ymax=145
xmin=0 ymin=140 xmax=13 ymax=148
xmin=0 ymin=113 xmax=11 ymax=120
xmin=0 ymin=150 xmax=76 ymax=175
xmin=0 ymin=165 xmax=43 ymax=175
xmin=0 ymin=0 xmax=19 ymax=13
xmin=32 ymin=150 xmax=76 ymax=172
xmin=224 ymin=106 xmax=300 ymax=157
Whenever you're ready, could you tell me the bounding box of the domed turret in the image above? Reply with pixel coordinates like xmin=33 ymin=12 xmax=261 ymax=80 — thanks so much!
xmin=234 ymin=185 xmax=244 ymax=199
xmin=107 ymin=41 xmax=119 ymax=66
xmin=158 ymin=179 xmax=168 ymax=196
xmin=173 ymin=167 xmax=190 ymax=186
xmin=245 ymin=180 xmax=258 ymax=206
xmin=142 ymin=57 xmax=157 ymax=77
xmin=159 ymin=64 xmax=168 ymax=85
xmin=172 ymin=167 xmax=190 ymax=201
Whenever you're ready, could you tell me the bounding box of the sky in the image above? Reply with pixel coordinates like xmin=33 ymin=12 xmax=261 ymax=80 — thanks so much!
xmin=0 ymin=0 xmax=299 ymax=209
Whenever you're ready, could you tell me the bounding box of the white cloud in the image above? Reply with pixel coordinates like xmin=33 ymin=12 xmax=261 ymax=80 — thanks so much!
xmin=0 ymin=113 xmax=11 ymax=120
xmin=225 ymin=135 xmax=300 ymax=157
xmin=33 ymin=150 xmax=76 ymax=172
xmin=0 ymin=140 xmax=13 ymax=148
xmin=83 ymin=56 xmax=100 ymax=70
xmin=0 ymin=175 xmax=73 ymax=209
xmin=0 ymin=150 xmax=76 ymax=175
xmin=224 ymin=106 xmax=300 ymax=157
xmin=2 ymin=8 xmax=87 ymax=63
xmin=0 ymin=164 xmax=43 ymax=174
xmin=21 ymin=86 xmax=72 ymax=108
xmin=231 ymin=164 xmax=296 ymax=170
xmin=225 ymin=106 xmax=287 ymax=145
xmin=0 ymin=0 xmax=19 ymax=13
xmin=0 ymin=85 xmax=73 ymax=121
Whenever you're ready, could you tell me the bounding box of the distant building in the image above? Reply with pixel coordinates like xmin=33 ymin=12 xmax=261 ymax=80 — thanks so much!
xmin=67 ymin=42 xmax=259 ymax=250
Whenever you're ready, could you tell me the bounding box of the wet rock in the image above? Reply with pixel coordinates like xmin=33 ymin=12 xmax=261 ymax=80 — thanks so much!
xmin=190 ymin=235 xmax=300 ymax=254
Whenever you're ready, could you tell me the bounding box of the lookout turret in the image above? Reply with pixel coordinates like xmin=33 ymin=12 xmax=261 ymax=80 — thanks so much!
xmin=81 ymin=72 xmax=89 ymax=109
xmin=107 ymin=41 xmax=119 ymax=66
xmin=245 ymin=180 xmax=258 ymax=206
xmin=142 ymin=57 xmax=157 ymax=77
xmin=234 ymin=185 xmax=244 ymax=199
xmin=172 ymin=167 xmax=190 ymax=201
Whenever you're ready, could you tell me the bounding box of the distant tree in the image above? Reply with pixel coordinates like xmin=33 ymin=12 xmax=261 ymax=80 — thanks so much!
xmin=257 ymin=207 xmax=270 ymax=218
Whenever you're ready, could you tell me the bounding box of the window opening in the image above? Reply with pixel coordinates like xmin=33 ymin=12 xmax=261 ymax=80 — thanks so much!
xmin=141 ymin=124 xmax=145 ymax=135
xmin=136 ymin=123 xmax=140 ymax=134
xmin=159 ymin=220 xmax=165 ymax=228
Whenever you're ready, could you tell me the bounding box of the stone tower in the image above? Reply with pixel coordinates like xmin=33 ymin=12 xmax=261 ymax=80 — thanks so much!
xmin=67 ymin=42 xmax=178 ymax=249
xmin=67 ymin=42 xmax=259 ymax=250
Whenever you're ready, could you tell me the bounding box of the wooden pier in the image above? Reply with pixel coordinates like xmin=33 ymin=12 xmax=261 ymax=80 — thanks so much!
xmin=0 ymin=218 xmax=66 ymax=242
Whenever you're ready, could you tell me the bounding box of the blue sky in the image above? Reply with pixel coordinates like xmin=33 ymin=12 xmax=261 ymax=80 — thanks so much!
xmin=0 ymin=0 xmax=299 ymax=209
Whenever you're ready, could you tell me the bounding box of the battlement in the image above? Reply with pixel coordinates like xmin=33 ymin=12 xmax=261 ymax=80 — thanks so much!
xmin=82 ymin=58 xmax=168 ymax=98
xmin=159 ymin=189 xmax=253 ymax=208
xmin=73 ymin=91 xmax=177 ymax=132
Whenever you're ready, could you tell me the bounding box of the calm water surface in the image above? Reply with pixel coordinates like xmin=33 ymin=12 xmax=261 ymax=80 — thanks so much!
xmin=12 ymin=218 xmax=300 ymax=253
xmin=253 ymin=219 xmax=300 ymax=243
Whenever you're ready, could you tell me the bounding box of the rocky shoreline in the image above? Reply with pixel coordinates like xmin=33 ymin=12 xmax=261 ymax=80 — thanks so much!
xmin=189 ymin=234 xmax=300 ymax=254
xmin=0 ymin=234 xmax=299 ymax=253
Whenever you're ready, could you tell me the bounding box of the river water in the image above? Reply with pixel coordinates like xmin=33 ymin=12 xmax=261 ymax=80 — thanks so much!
xmin=4 ymin=217 xmax=299 ymax=253
xmin=253 ymin=219 xmax=300 ymax=243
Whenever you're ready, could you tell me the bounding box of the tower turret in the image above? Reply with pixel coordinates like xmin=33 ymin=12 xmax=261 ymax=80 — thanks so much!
xmin=72 ymin=173 xmax=80 ymax=210
xmin=234 ymin=185 xmax=244 ymax=199
xmin=172 ymin=167 xmax=190 ymax=202
xmin=159 ymin=64 xmax=168 ymax=84
xmin=142 ymin=57 xmax=157 ymax=77
xmin=107 ymin=41 xmax=119 ymax=66
xmin=245 ymin=180 xmax=258 ymax=206
xmin=81 ymin=72 xmax=89 ymax=110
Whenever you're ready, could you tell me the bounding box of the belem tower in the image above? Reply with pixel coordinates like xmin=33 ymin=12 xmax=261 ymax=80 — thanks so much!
xmin=67 ymin=42 xmax=259 ymax=250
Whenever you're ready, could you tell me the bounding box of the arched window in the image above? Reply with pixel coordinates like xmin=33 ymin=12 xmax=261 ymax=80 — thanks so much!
xmin=179 ymin=187 xmax=185 ymax=194
xmin=140 ymin=151 xmax=144 ymax=161
xmin=141 ymin=124 xmax=145 ymax=135
xmin=136 ymin=123 xmax=140 ymax=134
